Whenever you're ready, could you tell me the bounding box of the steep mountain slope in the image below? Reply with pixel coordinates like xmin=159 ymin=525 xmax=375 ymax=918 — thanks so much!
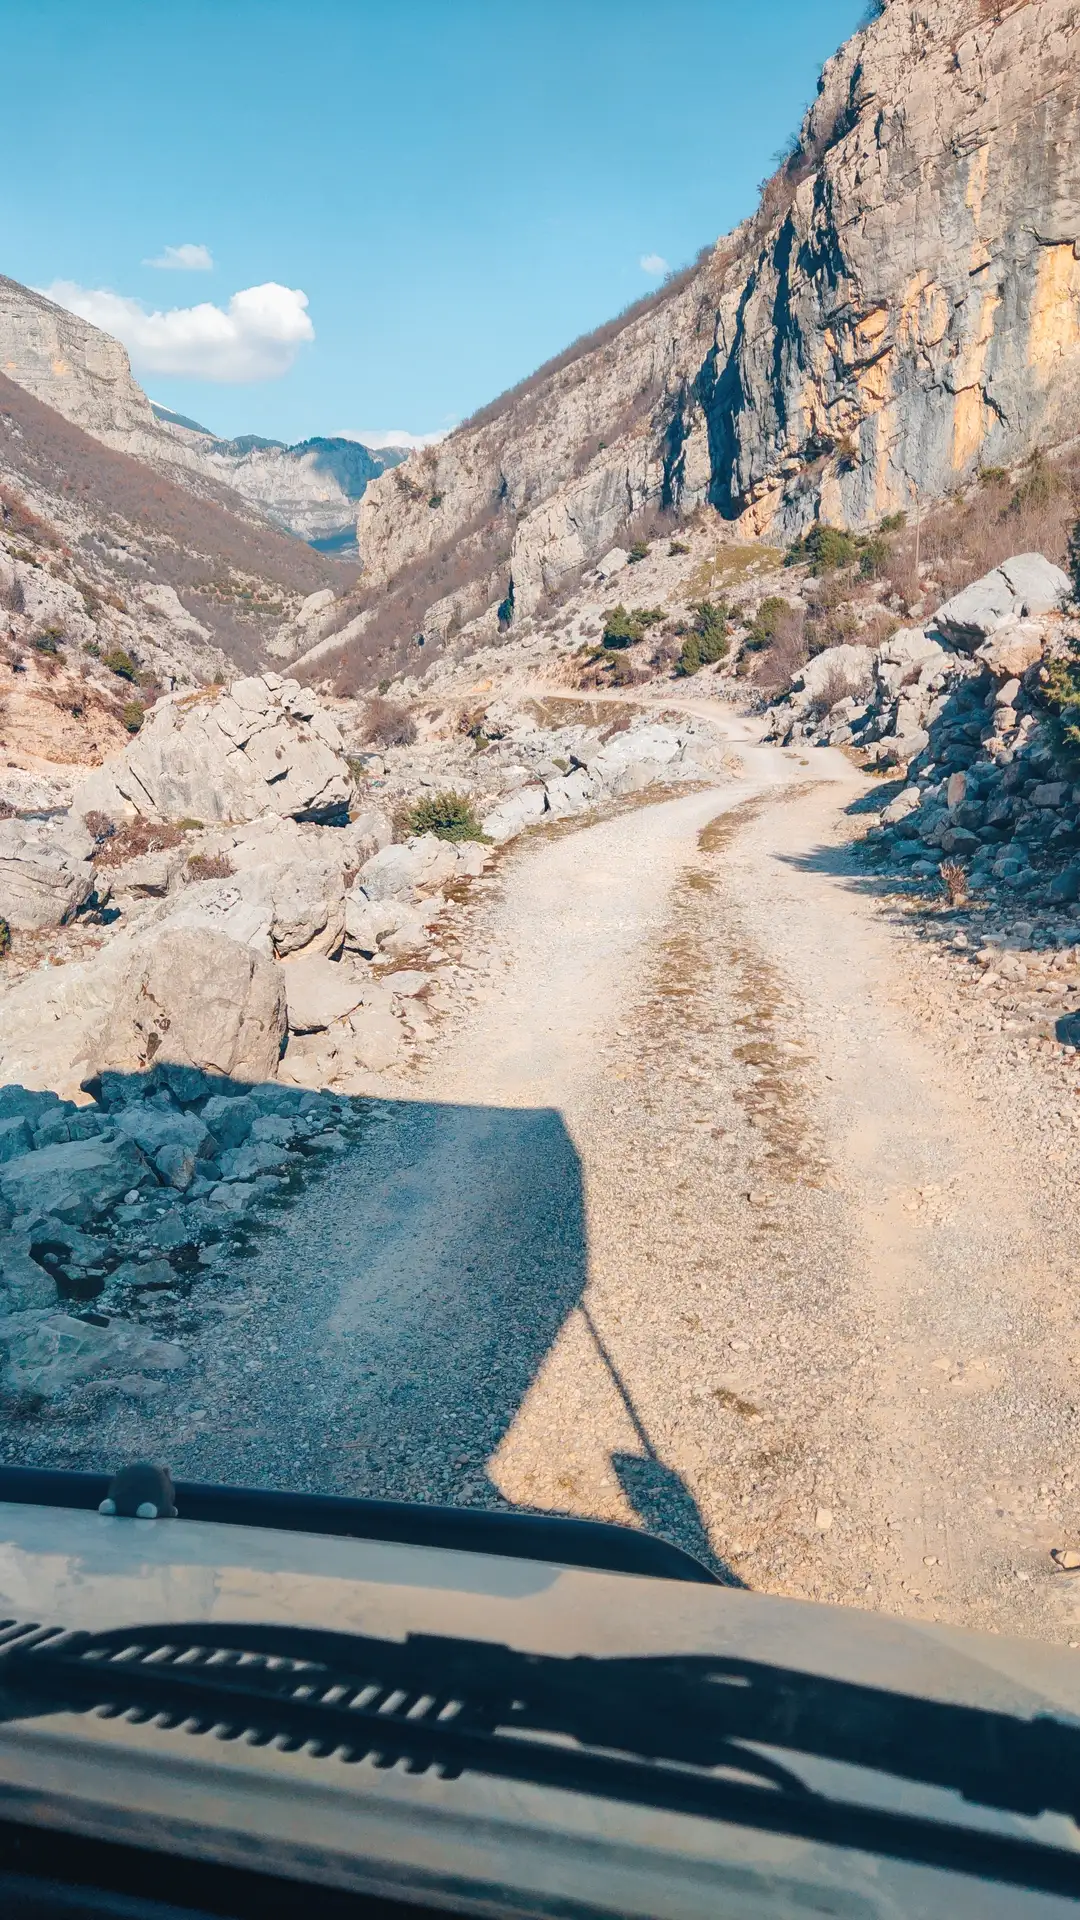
xmin=150 ymin=410 xmax=406 ymax=547
xmin=0 ymin=277 xmax=405 ymax=545
xmin=347 ymin=0 xmax=1080 ymax=659
xmin=0 ymin=370 xmax=349 ymax=667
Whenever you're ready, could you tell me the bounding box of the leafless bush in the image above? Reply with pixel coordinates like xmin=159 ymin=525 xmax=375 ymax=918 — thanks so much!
xmin=606 ymin=654 xmax=649 ymax=689
xmin=0 ymin=480 xmax=61 ymax=549
xmin=860 ymin=608 xmax=900 ymax=651
xmin=92 ymin=820 xmax=183 ymax=868
xmin=810 ymin=662 xmax=868 ymax=717
xmin=0 ymin=572 xmax=24 ymax=614
xmin=887 ymin=452 xmax=1079 ymax=607
xmin=362 ymin=696 xmax=417 ymax=748
xmin=186 ymin=850 xmax=235 ymax=881
xmin=753 ymin=604 xmax=808 ymax=694
xmin=939 ymin=859 xmax=968 ymax=907
xmin=83 ymin=810 xmax=117 ymax=845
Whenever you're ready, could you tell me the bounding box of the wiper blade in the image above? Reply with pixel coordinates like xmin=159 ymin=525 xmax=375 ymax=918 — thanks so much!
xmin=3 ymin=1620 xmax=1080 ymax=1898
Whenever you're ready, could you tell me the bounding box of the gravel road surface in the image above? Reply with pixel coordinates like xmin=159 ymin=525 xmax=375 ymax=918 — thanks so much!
xmin=21 ymin=720 xmax=1080 ymax=1645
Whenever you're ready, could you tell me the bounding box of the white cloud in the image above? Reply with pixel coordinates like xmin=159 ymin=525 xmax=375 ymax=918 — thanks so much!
xmin=336 ymin=427 xmax=451 ymax=450
xmin=640 ymin=252 xmax=669 ymax=276
xmin=42 ymin=280 xmax=314 ymax=382
xmin=144 ymin=242 xmax=214 ymax=271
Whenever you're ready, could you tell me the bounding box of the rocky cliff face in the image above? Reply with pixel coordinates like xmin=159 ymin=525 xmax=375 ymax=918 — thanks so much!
xmin=0 ymin=278 xmax=403 ymax=545
xmin=353 ymin=0 xmax=1080 ymax=641
xmin=0 ymin=276 xmax=160 ymax=446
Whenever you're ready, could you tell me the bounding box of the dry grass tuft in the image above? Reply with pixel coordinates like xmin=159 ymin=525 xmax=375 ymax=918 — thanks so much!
xmin=186 ymin=850 xmax=235 ymax=881
xmin=939 ymin=860 xmax=968 ymax=908
xmin=361 ymin=695 xmax=418 ymax=748
xmin=92 ymin=819 xmax=184 ymax=868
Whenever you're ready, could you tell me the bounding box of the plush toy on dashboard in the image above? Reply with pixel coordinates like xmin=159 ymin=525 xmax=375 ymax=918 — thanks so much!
xmin=98 ymin=1462 xmax=178 ymax=1520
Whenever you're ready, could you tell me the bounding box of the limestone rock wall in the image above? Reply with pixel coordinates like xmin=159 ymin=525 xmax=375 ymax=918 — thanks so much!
xmin=0 ymin=276 xmax=158 ymax=445
xmin=354 ymin=0 xmax=1080 ymax=630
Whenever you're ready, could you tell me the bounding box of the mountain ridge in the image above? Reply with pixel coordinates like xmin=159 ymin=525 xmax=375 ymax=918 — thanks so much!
xmin=0 ymin=276 xmax=407 ymax=547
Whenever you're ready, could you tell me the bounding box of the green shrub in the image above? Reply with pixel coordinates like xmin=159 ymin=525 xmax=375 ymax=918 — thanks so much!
xmin=676 ymin=600 xmax=729 ymax=676
xmin=603 ymin=606 xmax=638 ymax=646
xmin=607 ymin=652 xmax=646 ymax=687
xmin=743 ymin=595 xmax=789 ymax=653
xmin=601 ymin=604 xmax=664 ymax=648
xmin=1042 ymin=636 xmax=1080 ymax=751
xmin=878 ymin=510 xmax=906 ymax=532
xmin=858 ymin=533 xmax=892 ymax=579
xmin=496 ymin=579 xmax=515 ymax=630
xmin=103 ymin=647 xmax=137 ymax=682
xmin=1011 ymin=451 xmax=1062 ymax=512
xmin=428 ymin=492 xmax=444 ymax=509
xmin=0 ymin=917 xmax=10 ymax=959
xmin=122 ymin=701 xmax=144 ymax=733
xmin=405 ymin=790 xmax=486 ymax=842
xmin=627 ymin=540 xmax=650 ymax=563
xmin=83 ymin=639 xmax=101 ymax=658
xmin=785 ymin=523 xmax=859 ymax=574
xmin=668 ymin=539 xmax=690 ymax=556
xmin=32 ymin=627 xmax=63 ymax=655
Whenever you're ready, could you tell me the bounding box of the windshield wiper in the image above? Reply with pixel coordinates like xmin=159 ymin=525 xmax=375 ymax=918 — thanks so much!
xmin=2 ymin=1620 xmax=1080 ymax=1898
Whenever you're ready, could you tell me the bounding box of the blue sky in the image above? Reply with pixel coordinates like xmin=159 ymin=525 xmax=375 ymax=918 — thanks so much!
xmin=1 ymin=0 xmax=868 ymax=446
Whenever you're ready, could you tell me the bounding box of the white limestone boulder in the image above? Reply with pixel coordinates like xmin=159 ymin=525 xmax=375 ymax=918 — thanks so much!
xmin=354 ymin=835 xmax=459 ymax=900
xmin=96 ymin=926 xmax=286 ymax=1083
xmin=71 ymin=674 xmax=352 ymax=825
xmin=281 ymin=954 xmax=370 ymax=1033
xmin=933 ymin=555 xmax=1071 ymax=650
xmin=0 ymin=817 xmax=95 ymax=930
xmin=481 ymin=787 xmax=548 ymax=843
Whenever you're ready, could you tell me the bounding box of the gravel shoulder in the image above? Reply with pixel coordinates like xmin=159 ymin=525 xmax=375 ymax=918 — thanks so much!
xmin=16 ymin=713 xmax=1080 ymax=1645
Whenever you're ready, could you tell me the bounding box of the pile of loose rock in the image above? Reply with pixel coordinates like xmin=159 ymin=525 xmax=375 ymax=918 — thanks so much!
xmin=0 ymin=1072 xmax=363 ymax=1408
xmin=763 ymin=553 xmax=1080 ymax=908
xmin=349 ymin=700 xmax=731 ymax=841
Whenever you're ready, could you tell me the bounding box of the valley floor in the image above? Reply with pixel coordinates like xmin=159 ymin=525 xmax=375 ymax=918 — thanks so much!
xmin=17 ymin=706 xmax=1080 ymax=1645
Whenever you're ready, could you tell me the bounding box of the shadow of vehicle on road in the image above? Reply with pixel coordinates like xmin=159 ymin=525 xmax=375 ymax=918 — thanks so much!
xmin=1 ymin=1064 xmax=740 ymax=1584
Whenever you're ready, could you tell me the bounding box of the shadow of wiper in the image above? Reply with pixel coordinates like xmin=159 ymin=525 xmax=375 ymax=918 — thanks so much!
xmin=3 ymin=1620 xmax=1080 ymax=1897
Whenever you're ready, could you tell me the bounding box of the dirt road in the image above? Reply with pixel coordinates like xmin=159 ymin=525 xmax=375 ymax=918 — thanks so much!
xmin=31 ymin=720 xmax=1080 ymax=1643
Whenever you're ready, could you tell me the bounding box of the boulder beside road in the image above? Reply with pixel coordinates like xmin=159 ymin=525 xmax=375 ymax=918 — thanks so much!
xmin=934 ymin=554 xmax=1071 ymax=649
xmin=0 ymin=1134 xmax=153 ymax=1224
xmin=97 ymin=927 xmax=287 ymax=1084
xmin=72 ymin=672 xmax=353 ymax=826
xmin=0 ymin=817 xmax=95 ymax=930
xmin=1 ymin=1309 xmax=187 ymax=1406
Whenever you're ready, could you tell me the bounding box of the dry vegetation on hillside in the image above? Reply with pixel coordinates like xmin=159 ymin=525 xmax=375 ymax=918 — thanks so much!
xmin=736 ymin=448 xmax=1080 ymax=695
xmin=0 ymin=373 xmax=353 ymax=665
